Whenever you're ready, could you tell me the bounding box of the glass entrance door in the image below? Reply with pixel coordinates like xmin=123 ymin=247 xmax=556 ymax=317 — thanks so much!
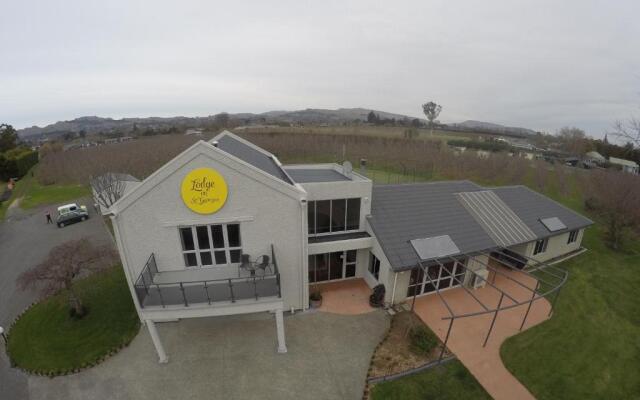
xmin=309 ymin=250 xmax=358 ymax=283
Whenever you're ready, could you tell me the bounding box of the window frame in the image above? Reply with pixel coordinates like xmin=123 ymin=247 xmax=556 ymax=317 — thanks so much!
xmin=533 ymin=238 xmax=548 ymax=255
xmin=407 ymin=258 xmax=467 ymax=297
xmin=567 ymin=230 xmax=579 ymax=244
xmin=178 ymin=223 xmax=242 ymax=268
xmin=369 ymin=253 xmax=381 ymax=280
xmin=308 ymin=197 xmax=361 ymax=237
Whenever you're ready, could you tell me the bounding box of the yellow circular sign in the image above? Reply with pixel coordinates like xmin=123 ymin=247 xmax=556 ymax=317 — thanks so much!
xmin=180 ymin=168 xmax=228 ymax=214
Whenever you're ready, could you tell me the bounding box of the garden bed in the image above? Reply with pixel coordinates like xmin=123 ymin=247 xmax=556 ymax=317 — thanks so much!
xmin=6 ymin=266 xmax=140 ymax=376
xmin=369 ymin=311 xmax=451 ymax=378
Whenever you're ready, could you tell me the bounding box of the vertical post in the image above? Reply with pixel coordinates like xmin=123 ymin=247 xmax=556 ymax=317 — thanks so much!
xmin=411 ymin=285 xmax=418 ymax=311
xmin=439 ymin=317 xmax=454 ymax=362
xmin=179 ymin=282 xmax=188 ymax=307
xmin=483 ymin=293 xmax=504 ymax=347
xmin=146 ymin=320 xmax=168 ymax=363
xmin=228 ymin=279 xmax=235 ymax=302
xmin=519 ymin=281 xmax=539 ymax=331
xmin=156 ymin=284 xmax=165 ymax=308
xmin=275 ymin=308 xmax=287 ymax=353
xmin=204 ymin=282 xmax=211 ymax=305
xmin=548 ymin=284 xmax=563 ymax=317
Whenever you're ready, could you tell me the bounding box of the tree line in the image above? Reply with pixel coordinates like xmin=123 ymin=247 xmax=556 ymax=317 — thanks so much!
xmin=0 ymin=124 xmax=39 ymax=181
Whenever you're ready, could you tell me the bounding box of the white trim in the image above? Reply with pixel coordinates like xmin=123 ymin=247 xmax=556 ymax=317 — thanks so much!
xmin=162 ymin=215 xmax=254 ymax=227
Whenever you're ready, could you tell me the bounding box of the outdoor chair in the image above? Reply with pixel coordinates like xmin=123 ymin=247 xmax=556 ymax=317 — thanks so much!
xmin=238 ymin=254 xmax=256 ymax=277
xmin=254 ymin=255 xmax=272 ymax=277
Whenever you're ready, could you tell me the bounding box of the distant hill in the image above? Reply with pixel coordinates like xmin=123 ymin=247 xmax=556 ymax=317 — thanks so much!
xmin=17 ymin=108 xmax=536 ymax=140
xmin=17 ymin=108 xmax=421 ymax=139
xmin=450 ymin=120 xmax=537 ymax=138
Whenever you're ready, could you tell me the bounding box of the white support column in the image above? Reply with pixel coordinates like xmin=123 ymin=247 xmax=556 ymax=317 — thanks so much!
xmin=275 ymin=308 xmax=287 ymax=354
xmin=146 ymin=320 xmax=169 ymax=363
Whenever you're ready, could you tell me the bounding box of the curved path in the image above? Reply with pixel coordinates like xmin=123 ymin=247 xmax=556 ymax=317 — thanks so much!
xmin=413 ymin=267 xmax=551 ymax=400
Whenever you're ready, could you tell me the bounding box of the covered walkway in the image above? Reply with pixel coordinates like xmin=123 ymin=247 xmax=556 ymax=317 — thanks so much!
xmin=413 ymin=265 xmax=551 ymax=400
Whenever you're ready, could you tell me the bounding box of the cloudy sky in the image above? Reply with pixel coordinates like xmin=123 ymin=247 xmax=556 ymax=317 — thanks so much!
xmin=1 ymin=0 xmax=639 ymax=137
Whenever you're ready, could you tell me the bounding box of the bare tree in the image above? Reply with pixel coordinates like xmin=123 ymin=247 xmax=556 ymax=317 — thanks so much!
xmin=90 ymin=173 xmax=126 ymax=210
xmin=611 ymin=118 xmax=640 ymax=147
xmin=17 ymin=239 xmax=116 ymax=318
xmin=586 ymin=170 xmax=640 ymax=250
xmin=422 ymin=102 xmax=442 ymax=136
xmin=557 ymin=126 xmax=588 ymax=155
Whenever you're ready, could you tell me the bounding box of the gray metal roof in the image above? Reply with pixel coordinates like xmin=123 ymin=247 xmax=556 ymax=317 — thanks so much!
xmin=215 ymin=134 xmax=293 ymax=184
xmin=369 ymin=182 xmax=593 ymax=271
xmin=369 ymin=181 xmax=497 ymax=271
xmin=491 ymin=186 xmax=593 ymax=238
xmin=284 ymin=168 xmax=350 ymax=183
xmin=457 ymin=190 xmax=537 ymax=247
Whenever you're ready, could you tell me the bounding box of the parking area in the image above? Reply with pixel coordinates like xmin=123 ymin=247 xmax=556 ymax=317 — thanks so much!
xmin=27 ymin=310 xmax=389 ymax=400
xmin=0 ymin=198 xmax=113 ymax=400
xmin=1 ymin=200 xmax=389 ymax=400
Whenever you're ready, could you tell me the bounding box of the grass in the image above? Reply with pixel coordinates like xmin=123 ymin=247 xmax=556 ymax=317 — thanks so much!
xmin=7 ymin=266 xmax=140 ymax=373
xmin=370 ymin=360 xmax=492 ymax=400
xmin=500 ymin=223 xmax=640 ymax=399
xmin=0 ymin=169 xmax=91 ymax=221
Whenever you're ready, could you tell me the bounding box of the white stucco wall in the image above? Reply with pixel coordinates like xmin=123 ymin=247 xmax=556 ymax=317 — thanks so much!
xmin=515 ymin=229 xmax=585 ymax=263
xmin=113 ymin=145 xmax=307 ymax=310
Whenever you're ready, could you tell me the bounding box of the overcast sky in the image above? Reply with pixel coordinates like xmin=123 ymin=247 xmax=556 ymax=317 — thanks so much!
xmin=1 ymin=1 xmax=639 ymax=137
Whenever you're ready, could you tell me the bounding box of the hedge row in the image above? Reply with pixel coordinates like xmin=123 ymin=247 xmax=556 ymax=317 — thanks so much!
xmin=0 ymin=148 xmax=38 ymax=180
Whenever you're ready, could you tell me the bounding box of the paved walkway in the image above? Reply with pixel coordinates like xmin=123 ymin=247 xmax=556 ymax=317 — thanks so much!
xmin=27 ymin=310 xmax=389 ymax=400
xmin=317 ymin=279 xmax=375 ymax=315
xmin=413 ymin=266 xmax=551 ymax=400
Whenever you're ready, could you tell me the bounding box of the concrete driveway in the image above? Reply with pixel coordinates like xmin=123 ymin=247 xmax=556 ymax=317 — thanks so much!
xmin=0 ymin=198 xmax=113 ymax=400
xmin=413 ymin=266 xmax=551 ymax=400
xmin=1 ymin=199 xmax=390 ymax=400
xmin=27 ymin=310 xmax=389 ymax=400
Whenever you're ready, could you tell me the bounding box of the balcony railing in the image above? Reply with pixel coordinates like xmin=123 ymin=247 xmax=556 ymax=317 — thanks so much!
xmin=134 ymin=245 xmax=282 ymax=309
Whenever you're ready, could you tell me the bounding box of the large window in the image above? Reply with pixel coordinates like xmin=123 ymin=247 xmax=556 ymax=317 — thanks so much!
xmin=308 ymin=198 xmax=361 ymax=235
xmin=567 ymin=230 xmax=579 ymax=244
xmin=308 ymin=250 xmax=357 ymax=283
xmin=179 ymin=223 xmax=242 ymax=267
xmin=369 ymin=253 xmax=381 ymax=280
xmin=533 ymin=238 xmax=548 ymax=255
xmin=407 ymin=259 xmax=467 ymax=297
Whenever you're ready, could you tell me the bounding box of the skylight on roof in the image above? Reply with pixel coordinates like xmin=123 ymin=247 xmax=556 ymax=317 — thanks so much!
xmin=540 ymin=217 xmax=566 ymax=232
xmin=410 ymin=235 xmax=460 ymax=261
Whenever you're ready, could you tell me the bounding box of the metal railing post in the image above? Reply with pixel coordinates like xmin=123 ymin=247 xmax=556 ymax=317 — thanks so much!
xmin=204 ymin=282 xmax=211 ymax=305
xmin=439 ymin=318 xmax=454 ymax=363
xmin=253 ymin=277 xmax=258 ymax=300
xmin=228 ymin=279 xmax=235 ymax=302
xmin=156 ymin=284 xmax=165 ymax=308
xmin=519 ymin=281 xmax=539 ymax=331
xmin=179 ymin=282 xmax=188 ymax=307
xmin=483 ymin=293 xmax=504 ymax=347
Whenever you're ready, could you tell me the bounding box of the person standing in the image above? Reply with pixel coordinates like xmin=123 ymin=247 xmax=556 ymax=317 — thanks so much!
xmin=46 ymin=210 xmax=53 ymax=224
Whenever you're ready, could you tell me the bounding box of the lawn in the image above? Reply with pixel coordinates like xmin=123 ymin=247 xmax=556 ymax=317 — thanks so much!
xmin=370 ymin=360 xmax=492 ymax=400
xmin=0 ymin=169 xmax=91 ymax=220
xmin=501 ymin=223 xmax=640 ymax=399
xmin=7 ymin=266 xmax=140 ymax=374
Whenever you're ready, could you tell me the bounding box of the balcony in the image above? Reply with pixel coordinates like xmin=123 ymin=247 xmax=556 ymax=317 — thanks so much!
xmin=133 ymin=246 xmax=281 ymax=310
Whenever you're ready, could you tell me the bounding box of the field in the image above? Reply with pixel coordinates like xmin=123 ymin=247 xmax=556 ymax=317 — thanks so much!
xmin=235 ymin=125 xmax=495 ymax=142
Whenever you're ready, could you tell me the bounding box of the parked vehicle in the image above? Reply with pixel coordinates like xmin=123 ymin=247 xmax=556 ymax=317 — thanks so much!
xmin=56 ymin=203 xmax=89 ymax=228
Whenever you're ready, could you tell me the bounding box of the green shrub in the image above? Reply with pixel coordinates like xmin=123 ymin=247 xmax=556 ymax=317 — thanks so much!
xmin=409 ymin=325 xmax=439 ymax=355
